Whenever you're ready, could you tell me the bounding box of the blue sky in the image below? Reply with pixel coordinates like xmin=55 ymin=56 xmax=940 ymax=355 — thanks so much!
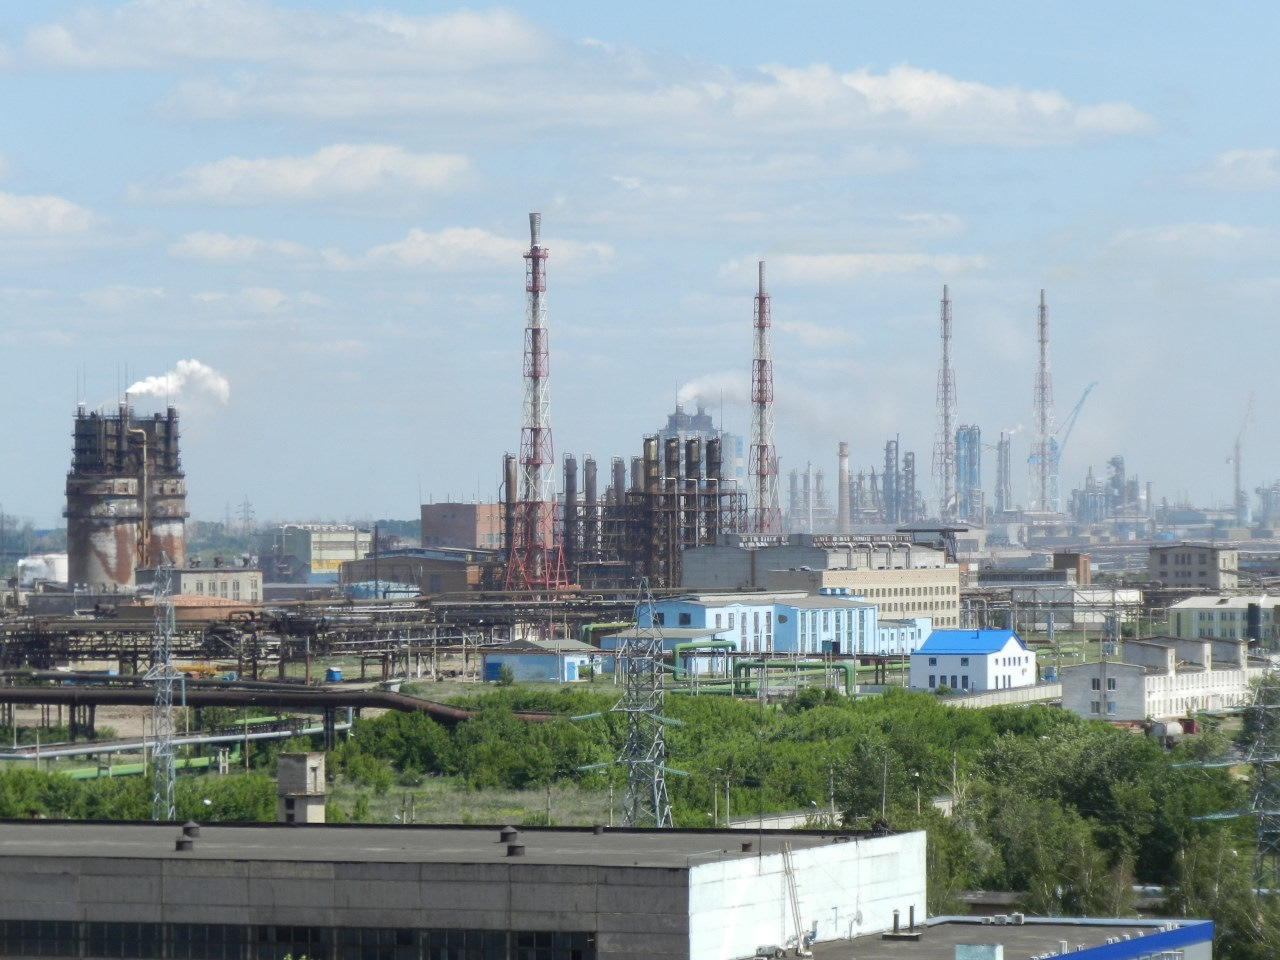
xmin=1 ymin=1 xmax=1278 ymax=527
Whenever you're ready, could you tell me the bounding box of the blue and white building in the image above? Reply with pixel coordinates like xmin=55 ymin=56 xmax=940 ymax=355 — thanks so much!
xmin=909 ymin=629 xmax=1036 ymax=693
xmin=638 ymin=592 xmax=877 ymax=656
xmin=481 ymin=637 xmax=598 ymax=683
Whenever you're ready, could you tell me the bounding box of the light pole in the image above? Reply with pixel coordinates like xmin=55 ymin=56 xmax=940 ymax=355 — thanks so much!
xmin=880 ymin=750 xmax=888 ymax=819
xmin=912 ymin=771 xmax=921 ymax=816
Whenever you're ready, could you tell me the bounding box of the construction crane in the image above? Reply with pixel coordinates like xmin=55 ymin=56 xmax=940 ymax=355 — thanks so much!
xmin=1229 ymin=395 xmax=1254 ymax=527
xmin=1028 ymin=382 xmax=1097 ymax=513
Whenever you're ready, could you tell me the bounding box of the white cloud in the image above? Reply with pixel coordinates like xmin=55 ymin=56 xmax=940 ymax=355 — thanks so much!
xmin=20 ymin=2 xmax=555 ymax=72
xmin=729 ymin=64 xmax=1155 ymax=144
xmin=0 ymin=192 xmax=94 ymax=235
xmin=169 ymin=231 xmax=308 ymax=262
xmin=1195 ymin=149 xmax=1280 ymax=190
xmin=191 ymin=286 xmax=304 ymax=315
xmin=80 ymin=285 xmax=165 ymax=310
xmin=12 ymin=3 xmax=1150 ymax=149
xmin=134 ymin=144 xmax=469 ymax=205
xmin=1108 ymin=222 xmax=1275 ymax=260
xmin=329 ymin=226 xmax=615 ymax=273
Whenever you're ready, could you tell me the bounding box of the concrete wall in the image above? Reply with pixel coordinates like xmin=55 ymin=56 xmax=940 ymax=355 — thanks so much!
xmin=0 ymin=854 xmax=693 ymax=960
xmin=688 ymin=832 xmax=926 ymax=959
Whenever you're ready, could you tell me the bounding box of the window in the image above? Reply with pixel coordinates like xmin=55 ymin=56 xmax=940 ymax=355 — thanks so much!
xmin=960 ymin=657 xmax=969 ymax=666
xmin=929 ymin=675 xmax=936 ymax=688
xmin=1107 ymin=678 xmax=1117 ymax=691
xmin=1091 ymin=678 xmax=1101 ymax=691
xmin=1107 ymin=702 xmax=1118 ymax=715
xmin=1091 ymin=701 xmax=1101 ymax=714
xmin=678 ymin=613 xmax=692 ymax=626
xmin=962 ymin=675 xmax=969 ymax=689
xmin=728 ymin=613 xmax=735 ymax=629
xmin=928 ymin=657 xmax=937 ymax=666
xmin=653 ymin=613 xmax=665 ymax=625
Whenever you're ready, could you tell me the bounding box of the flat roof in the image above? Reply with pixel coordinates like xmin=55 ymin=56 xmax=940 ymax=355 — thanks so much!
xmin=0 ymin=822 xmax=876 ymax=870
xmin=814 ymin=917 xmax=1210 ymax=960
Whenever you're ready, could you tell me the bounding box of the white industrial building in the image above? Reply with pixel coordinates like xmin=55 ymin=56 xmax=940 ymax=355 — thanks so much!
xmin=909 ymin=630 xmax=1036 ymax=694
xmin=0 ymin=821 xmax=925 ymax=960
xmin=1060 ymin=636 xmax=1268 ymax=722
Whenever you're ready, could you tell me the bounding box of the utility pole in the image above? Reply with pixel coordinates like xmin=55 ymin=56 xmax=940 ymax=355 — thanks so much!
xmin=934 ymin=285 xmax=957 ymax=521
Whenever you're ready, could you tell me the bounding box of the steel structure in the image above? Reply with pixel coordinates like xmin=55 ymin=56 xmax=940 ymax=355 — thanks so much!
xmin=1031 ymin=290 xmax=1057 ymax=512
xmin=933 ymin=285 xmax=957 ymax=521
xmin=1240 ymin=669 xmax=1280 ymax=889
xmin=505 ymin=213 xmax=568 ymax=594
xmin=955 ymin=425 xmax=982 ymax=522
xmin=613 ymin=580 xmax=673 ymax=828
xmin=66 ymin=402 xmax=187 ymax=589
xmin=748 ymin=262 xmax=783 ymax=534
xmin=146 ymin=561 xmax=177 ymax=821
xmin=995 ymin=431 xmax=1012 ymax=514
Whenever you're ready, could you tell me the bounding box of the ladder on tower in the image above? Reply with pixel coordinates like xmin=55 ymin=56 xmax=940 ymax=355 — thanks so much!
xmin=780 ymin=843 xmax=810 ymax=957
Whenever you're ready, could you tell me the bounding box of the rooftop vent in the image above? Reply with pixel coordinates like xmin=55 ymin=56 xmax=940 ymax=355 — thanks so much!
xmin=499 ymin=826 xmax=518 ymax=843
xmin=506 ymin=844 xmax=525 ymax=857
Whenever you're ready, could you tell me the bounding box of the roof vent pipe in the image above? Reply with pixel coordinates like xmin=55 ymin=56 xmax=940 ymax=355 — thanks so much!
xmin=182 ymin=821 xmax=200 ymax=838
xmin=499 ymin=826 xmax=518 ymax=843
xmin=506 ymin=843 xmax=525 ymax=857
xmin=175 ymin=836 xmax=194 ymax=852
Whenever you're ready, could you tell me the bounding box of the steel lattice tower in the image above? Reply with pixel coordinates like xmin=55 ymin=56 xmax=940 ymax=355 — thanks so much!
xmin=1245 ymin=670 xmax=1280 ymax=889
xmin=505 ymin=213 xmax=568 ymax=593
xmin=1032 ymin=290 xmax=1057 ymax=512
xmin=147 ymin=560 xmax=177 ymax=821
xmin=933 ymin=285 xmax=957 ymax=521
xmin=748 ymin=261 xmax=782 ymax=534
xmin=613 ymin=580 xmax=673 ymax=828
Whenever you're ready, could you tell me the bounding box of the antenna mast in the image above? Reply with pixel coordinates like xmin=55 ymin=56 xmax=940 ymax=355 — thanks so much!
xmin=1032 ymin=290 xmax=1057 ymax=511
xmin=748 ymin=261 xmax=782 ymax=534
xmin=505 ymin=213 xmax=568 ymax=593
xmin=934 ymin=285 xmax=957 ymax=521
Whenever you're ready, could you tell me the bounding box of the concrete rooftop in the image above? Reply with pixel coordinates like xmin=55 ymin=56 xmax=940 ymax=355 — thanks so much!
xmin=0 ymin=822 xmax=873 ymax=869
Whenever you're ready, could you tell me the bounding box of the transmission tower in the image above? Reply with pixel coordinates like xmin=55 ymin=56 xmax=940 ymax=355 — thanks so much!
xmin=146 ymin=559 xmax=177 ymax=821
xmin=505 ymin=212 xmax=568 ymax=594
xmin=1245 ymin=670 xmax=1280 ymax=889
xmin=1031 ymin=290 xmax=1057 ymax=512
xmin=612 ymin=579 xmax=673 ymax=828
xmin=748 ymin=261 xmax=782 ymax=534
xmin=933 ymin=285 xmax=957 ymax=522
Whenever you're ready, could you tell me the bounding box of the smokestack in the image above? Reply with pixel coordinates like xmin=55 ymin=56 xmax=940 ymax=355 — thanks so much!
xmin=837 ymin=442 xmax=851 ymax=534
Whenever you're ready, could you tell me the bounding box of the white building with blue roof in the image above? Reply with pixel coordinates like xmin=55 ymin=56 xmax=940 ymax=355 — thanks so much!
xmin=909 ymin=629 xmax=1036 ymax=694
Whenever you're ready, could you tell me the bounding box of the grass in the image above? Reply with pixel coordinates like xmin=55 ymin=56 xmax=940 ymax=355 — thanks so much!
xmin=326 ymin=776 xmax=616 ymax=827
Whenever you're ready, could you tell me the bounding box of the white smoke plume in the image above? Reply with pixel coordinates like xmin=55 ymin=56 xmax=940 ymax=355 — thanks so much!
xmin=127 ymin=359 xmax=230 ymax=405
xmin=676 ymin=371 xmax=748 ymax=410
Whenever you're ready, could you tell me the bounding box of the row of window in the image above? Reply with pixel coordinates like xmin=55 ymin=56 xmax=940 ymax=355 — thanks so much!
xmin=0 ymin=920 xmax=594 ymax=960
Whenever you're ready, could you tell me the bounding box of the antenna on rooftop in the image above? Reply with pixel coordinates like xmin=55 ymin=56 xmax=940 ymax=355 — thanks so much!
xmin=146 ymin=557 xmax=178 ymax=821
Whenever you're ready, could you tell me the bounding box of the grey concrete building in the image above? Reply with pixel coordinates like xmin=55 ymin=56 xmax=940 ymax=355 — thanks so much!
xmin=0 ymin=822 xmax=924 ymax=960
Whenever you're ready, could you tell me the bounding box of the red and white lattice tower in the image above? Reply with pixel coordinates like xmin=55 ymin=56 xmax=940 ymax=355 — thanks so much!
xmin=505 ymin=213 xmax=568 ymax=593
xmin=933 ymin=284 xmax=957 ymax=521
xmin=1032 ymin=289 xmax=1057 ymax=512
xmin=748 ymin=261 xmax=783 ymax=534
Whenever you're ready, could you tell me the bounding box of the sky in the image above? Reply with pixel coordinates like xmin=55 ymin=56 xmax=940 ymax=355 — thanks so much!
xmin=1 ymin=1 xmax=1278 ymax=528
